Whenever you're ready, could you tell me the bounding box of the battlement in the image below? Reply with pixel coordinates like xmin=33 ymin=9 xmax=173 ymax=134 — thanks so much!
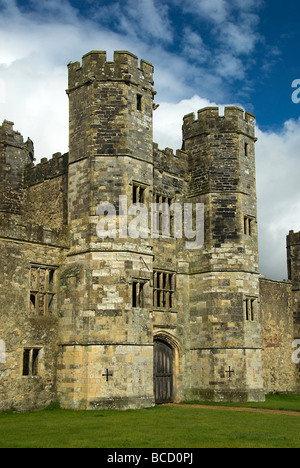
xmin=24 ymin=152 xmax=69 ymax=187
xmin=288 ymin=230 xmax=300 ymax=245
xmin=182 ymin=106 xmax=256 ymax=140
xmin=153 ymin=143 xmax=188 ymax=179
xmin=67 ymin=50 xmax=154 ymax=93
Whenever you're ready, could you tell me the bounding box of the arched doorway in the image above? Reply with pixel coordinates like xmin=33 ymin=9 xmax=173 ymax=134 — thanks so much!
xmin=153 ymin=339 xmax=174 ymax=404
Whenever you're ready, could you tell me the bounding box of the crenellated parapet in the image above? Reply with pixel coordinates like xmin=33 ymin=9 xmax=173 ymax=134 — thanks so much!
xmin=67 ymin=50 xmax=154 ymax=95
xmin=24 ymin=152 xmax=69 ymax=187
xmin=153 ymin=143 xmax=188 ymax=180
xmin=183 ymin=106 xmax=256 ymax=141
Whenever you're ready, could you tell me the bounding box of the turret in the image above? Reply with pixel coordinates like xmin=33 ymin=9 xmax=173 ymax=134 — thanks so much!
xmin=183 ymin=107 xmax=258 ymax=270
xmin=183 ymin=107 xmax=264 ymax=403
xmin=0 ymin=120 xmax=34 ymax=215
xmin=58 ymin=51 xmax=156 ymax=410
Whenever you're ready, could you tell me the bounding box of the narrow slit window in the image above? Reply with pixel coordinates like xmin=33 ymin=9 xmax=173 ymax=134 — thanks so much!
xmin=133 ymin=183 xmax=146 ymax=204
xmin=244 ymin=217 xmax=253 ymax=236
xmin=132 ymin=281 xmax=145 ymax=308
xmin=244 ymin=298 xmax=256 ymax=321
xmin=137 ymin=94 xmax=142 ymax=111
xmin=22 ymin=349 xmax=30 ymax=376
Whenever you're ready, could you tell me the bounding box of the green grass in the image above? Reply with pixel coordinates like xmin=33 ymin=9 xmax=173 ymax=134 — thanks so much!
xmin=183 ymin=393 xmax=300 ymax=412
xmin=0 ymin=395 xmax=300 ymax=448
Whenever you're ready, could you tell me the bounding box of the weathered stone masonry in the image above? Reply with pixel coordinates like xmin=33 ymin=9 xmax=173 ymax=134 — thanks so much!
xmin=0 ymin=50 xmax=299 ymax=412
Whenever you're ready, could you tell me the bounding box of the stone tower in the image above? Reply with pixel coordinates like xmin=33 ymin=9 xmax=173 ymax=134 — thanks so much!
xmin=57 ymin=51 xmax=156 ymax=410
xmin=182 ymin=107 xmax=265 ymax=402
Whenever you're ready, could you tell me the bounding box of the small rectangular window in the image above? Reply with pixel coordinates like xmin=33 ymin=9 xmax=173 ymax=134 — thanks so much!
xmin=244 ymin=298 xmax=256 ymax=321
xmin=152 ymin=194 xmax=175 ymax=237
xmin=153 ymin=270 xmax=176 ymax=309
xmin=22 ymin=348 xmax=41 ymax=376
xmin=244 ymin=217 xmax=253 ymax=236
xmin=132 ymin=281 xmax=145 ymax=308
xmin=245 ymin=143 xmax=249 ymax=156
xmin=133 ymin=183 xmax=146 ymax=204
xmin=137 ymin=94 xmax=142 ymax=111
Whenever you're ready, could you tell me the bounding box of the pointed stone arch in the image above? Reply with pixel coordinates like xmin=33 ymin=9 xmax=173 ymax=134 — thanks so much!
xmin=153 ymin=331 xmax=182 ymax=403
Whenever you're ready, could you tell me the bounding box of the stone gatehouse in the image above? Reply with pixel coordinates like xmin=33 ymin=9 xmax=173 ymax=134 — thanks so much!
xmin=0 ymin=50 xmax=299 ymax=412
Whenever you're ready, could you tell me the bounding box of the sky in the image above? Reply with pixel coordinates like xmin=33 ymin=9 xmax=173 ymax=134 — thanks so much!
xmin=0 ymin=0 xmax=300 ymax=280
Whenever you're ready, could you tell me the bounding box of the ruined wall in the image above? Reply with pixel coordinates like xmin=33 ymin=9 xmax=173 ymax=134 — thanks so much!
xmin=0 ymin=120 xmax=33 ymax=215
xmin=0 ymin=121 xmax=69 ymax=412
xmin=260 ymin=278 xmax=297 ymax=393
xmin=0 ymin=228 xmax=67 ymax=412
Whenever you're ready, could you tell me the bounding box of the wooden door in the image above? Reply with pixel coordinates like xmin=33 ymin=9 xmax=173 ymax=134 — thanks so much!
xmin=153 ymin=340 xmax=173 ymax=403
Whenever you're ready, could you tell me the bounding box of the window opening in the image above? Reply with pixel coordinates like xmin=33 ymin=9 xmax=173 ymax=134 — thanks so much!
xmin=23 ymin=348 xmax=41 ymax=376
xmin=30 ymin=265 xmax=56 ymax=316
xmin=133 ymin=183 xmax=146 ymax=204
xmin=244 ymin=298 xmax=256 ymax=321
xmin=153 ymin=270 xmax=176 ymax=309
xmin=137 ymin=94 xmax=142 ymax=111
xmin=132 ymin=281 xmax=145 ymax=308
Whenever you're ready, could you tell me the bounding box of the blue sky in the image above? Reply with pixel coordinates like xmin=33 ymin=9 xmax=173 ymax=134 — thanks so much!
xmin=1 ymin=0 xmax=300 ymax=280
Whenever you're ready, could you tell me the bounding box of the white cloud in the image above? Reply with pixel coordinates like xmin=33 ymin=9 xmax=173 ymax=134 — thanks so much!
xmin=122 ymin=0 xmax=173 ymax=42
xmin=181 ymin=28 xmax=211 ymax=64
xmin=256 ymin=119 xmax=300 ymax=280
xmin=220 ymin=21 xmax=260 ymax=55
xmin=214 ymin=53 xmax=245 ymax=80
xmin=181 ymin=0 xmax=228 ymax=24
xmin=153 ymin=95 xmax=220 ymax=149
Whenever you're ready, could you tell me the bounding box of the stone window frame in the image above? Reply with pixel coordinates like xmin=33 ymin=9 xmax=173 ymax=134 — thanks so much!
xmin=244 ymin=216 xmax=254 ymax=236
xmin=132 ymin=279 xmax=146 ymax=308
xmin=244 ymin=297 xmax=257 ymax=321
xmin=29 ymin=264 xmax=57 ymax=317
xmin=153 ymin=270 xmax=176 ymax=309
xmin=132 ymin=182 xmax=147 ymax=204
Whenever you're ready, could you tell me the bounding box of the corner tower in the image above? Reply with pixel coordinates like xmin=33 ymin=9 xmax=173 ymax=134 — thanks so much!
xmin=183 ymin=107 xmax=265 ymax=402
xmin=58 ymin=51 xmax=156 ymax=410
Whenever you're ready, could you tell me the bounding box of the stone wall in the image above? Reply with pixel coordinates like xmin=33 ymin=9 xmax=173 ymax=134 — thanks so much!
xmin=260 ymin=278 xmax=297 ymax=393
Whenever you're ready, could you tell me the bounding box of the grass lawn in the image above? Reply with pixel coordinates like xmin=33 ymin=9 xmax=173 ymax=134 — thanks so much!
xmin=0 ymin=395 xmax=300 ymax=448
